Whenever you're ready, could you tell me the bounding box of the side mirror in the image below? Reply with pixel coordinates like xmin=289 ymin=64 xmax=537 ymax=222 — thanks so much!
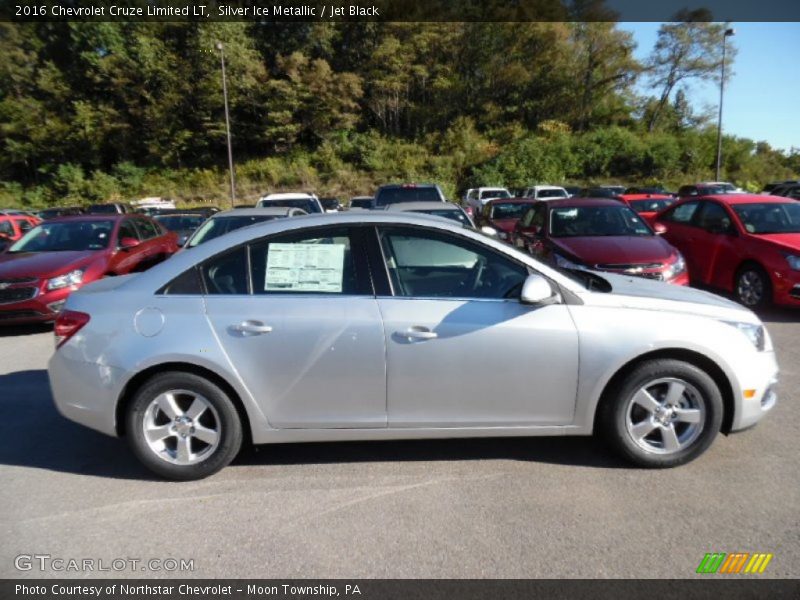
xmin=480 ymin=226 xmax=499 ymax=238
xmin=119 ymin=237 xmax=141 ymax=250
xmin=653 ymin=222 xmax=667 ymax=235
xmin=520 ymin=274 xmax=558 ymax=305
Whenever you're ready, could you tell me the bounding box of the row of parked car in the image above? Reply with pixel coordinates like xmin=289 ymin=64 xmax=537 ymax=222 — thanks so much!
xmin=1 ymin=176 xmax=798 ymax=325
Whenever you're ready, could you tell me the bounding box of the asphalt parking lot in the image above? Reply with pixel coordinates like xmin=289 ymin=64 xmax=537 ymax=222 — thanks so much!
xmin=0 ymin=308 xmax=798 ymax=579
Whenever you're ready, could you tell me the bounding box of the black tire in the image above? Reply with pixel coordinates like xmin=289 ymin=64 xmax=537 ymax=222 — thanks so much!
xmin=599 ymin=359 xmax=723 ymax=468
xmin=126 ymin=372 xmax=243 ymax=480
xmin=734 ymin=263 xmax=772 ymax=309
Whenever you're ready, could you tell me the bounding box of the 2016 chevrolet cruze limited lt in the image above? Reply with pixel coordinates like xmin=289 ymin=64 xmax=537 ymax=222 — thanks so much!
xmin=47 ymin=212 xmax=779 ymax=480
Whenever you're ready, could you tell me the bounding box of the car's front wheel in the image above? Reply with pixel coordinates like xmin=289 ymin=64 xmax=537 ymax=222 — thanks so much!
xmin=599 ymin=359 xmax=723 ymax=468
xmin=126 ymin=372 xmax=243 ymax=480
xmin=735 ymin=264 xmax=772 ymax=308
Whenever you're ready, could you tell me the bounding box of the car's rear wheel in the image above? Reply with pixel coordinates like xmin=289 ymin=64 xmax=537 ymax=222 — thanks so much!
xmin=600 ymin=359 xmax=722 ymax=468
xmin=126 ymin=372 xmax=243 ymax=480
xmin=735 ymin=264 xmax=772 ymax=308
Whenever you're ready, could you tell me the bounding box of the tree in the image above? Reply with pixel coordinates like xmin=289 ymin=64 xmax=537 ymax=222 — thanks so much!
xmin=644 ymin=11 xmax=736 ymax=132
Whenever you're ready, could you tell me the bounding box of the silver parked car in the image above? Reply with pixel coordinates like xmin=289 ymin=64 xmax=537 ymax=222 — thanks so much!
xmin=48 ymin=213 xmax=778 ymax=480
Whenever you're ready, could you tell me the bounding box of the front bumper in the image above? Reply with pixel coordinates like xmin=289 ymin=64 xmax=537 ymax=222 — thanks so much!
xmin=770 ymin=269 xmax=800 ymax=307
xmin=0 ymin=285 xmax=73 ymax=324
xmin=730 ymin=349 xmax=779 ymax=431
xmin=48 ymin=350 xmax=125 ymax=438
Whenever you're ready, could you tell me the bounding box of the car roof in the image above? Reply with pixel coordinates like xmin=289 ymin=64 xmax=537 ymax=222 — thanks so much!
xmin=386 ymin=201 xmax=461 ymax=211
xmin=261 ymin=193 xmax=315 ymax=200
xmin=377 ymin=183 xmax=438 ymax=189
xmin=46 ymin=214 xmax=128 ymax=223
xmin=541 ymin=198 xmax=625 ymax=208
xmin=700 ymin=194 xmax=796 ymax=205
xmin=530 ymin=185 xmax=567 ymax=190
xmin=485 ymin=198 xmax=538 ymax=205
xmin=212 ymin=207 xmax=300 ymax=217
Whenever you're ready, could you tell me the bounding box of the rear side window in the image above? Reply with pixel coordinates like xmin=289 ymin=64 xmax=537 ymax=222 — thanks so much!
xmin=249 ymin=227 xmax=365 ymax=295
xmin=662 ymin=201 xmax=700 ymax=224
xmin=201 ymin=247 xmax=249 ymax=295
xmin=160 ymin=267 xmax=203 ymax=295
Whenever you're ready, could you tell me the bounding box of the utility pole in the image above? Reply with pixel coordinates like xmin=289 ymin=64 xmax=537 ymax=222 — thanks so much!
xmin=715 ymin=28 xmax=735 ymax=181
xmin=217 ymin=42 xmax=236 ymax=207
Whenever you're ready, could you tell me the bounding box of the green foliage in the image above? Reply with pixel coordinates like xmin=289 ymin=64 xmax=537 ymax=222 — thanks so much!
xmin=0 ymin=21 xmax=794 ymax=208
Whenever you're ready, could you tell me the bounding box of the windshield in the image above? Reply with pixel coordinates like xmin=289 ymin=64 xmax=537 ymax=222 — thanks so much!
xmin=375 ymin=187 xmax=442 ymax=205
xmin=732 ymin=203 xmax=800 ymax=234
xmin=489 ymin=203 xmax=531 ymax=220
xmin=320 ymin=198 xmax=340 ymax=209
xmin=350 ymin=198 xmax=372 ymax=208
xmin=155 ymin=215 xmax=206 ymax=231
xmin=187 ymin=215 xmax=280 ymax=247
xmin=537 ymin=189 xmax=567 ymax=199
xmin=550 ymin=205 xmax=652 ymax=237
xmin=629 ymin=199 xmax=674 ymax=213
xmin=9 ymin=220 xmax=114 ymax=252
xmin=87 ymin=204 xmax=120 ymax=213
xmin=411 ymin=208 xmax=471 ymax=227
xmin=479 ymin=189 xmax=511 ymax=200
xmin=259 ymin=199 xmax=318 ymax=213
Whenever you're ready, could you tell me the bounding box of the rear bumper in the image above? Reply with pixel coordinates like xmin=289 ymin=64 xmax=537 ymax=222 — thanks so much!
xmin=48 ymin=350 xmax=124 ymax=438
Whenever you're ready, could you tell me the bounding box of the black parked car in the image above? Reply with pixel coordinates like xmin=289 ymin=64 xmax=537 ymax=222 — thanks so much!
xmin=373 ymin=183 xmax=447 ymax=209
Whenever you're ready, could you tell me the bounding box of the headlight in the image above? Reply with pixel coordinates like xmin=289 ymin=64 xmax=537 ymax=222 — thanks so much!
xmin=46 ymin=269 xmax=84 ymax=291
xmin=497 ymin=231 xmax=508 ymax=240
xmin=554 ymin=254 xmax=581 ymax=270
xmin=663 ymin=252 xmax=686 ymax=280
xmin=785 ymin=254 xmax=800 ymax=270
xmin=723 ymin=320 xmax=767 ymax=352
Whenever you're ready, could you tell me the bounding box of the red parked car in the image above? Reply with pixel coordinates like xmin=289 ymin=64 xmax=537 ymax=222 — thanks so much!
xmin=0 ymin=215 xmax=178 ymax=324
xmin=512 ymin=198 xmax=689 ymax=285
xmin=476 ymin=198 xmax=538 ymax=242
xmin=654 ymin=194 xmax=800 ymax=308
xmin=616 ymin=193 xmax=676 ymax=225
xmin=0 ymin=212 xmax=41 ymax=249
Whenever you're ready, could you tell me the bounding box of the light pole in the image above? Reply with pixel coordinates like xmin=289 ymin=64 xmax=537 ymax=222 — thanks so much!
xmin=217 ymin=42 xmax=236 ymax=207
xmin=715 ymin=27 xmax=735 ymax=182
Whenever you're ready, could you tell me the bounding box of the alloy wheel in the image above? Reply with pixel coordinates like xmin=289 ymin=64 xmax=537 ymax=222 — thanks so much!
xmin=142 ymin=389 xmax=221 ymax=465
xmin=737 ymin=270 xmax=765 ymax=306
xmin=625 ymin=377 xmax=705 ymax=455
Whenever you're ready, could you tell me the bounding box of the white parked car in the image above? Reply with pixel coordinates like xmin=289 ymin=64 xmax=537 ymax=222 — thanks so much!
xmin=464 ymin=187 xmax=512 ymax=214
xmin=522 ymin=185 xmax=570 ymax=200
xmin=256 ymin=193 xmax=324 ymax=214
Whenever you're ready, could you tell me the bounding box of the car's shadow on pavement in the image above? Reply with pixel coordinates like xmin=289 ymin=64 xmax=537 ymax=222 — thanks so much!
xmin=234 ymin=435 xmax=627 ymax=471
xmin=0 ymin=369 xmax=151 ymax=480
xmin=0 ymin=369 xmax=628 ymax=480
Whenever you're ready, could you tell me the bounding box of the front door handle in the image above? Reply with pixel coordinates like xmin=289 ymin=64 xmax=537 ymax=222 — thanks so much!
xmin=402 ymin=326 xmax=438 ymax=341
xmin=231 ymin=320 xmax=273 ymax=335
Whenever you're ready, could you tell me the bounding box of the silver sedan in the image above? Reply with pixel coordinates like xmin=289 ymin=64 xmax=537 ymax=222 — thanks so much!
xmin=48 ymin=212 xmax=779 ymax=479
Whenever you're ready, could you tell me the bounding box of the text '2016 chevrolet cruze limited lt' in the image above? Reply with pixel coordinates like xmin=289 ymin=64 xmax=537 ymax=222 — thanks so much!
xmin=48 ymin=212 xmax=778 ymax=480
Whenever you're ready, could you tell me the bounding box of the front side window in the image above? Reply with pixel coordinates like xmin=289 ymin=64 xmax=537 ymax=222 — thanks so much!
xmin=134 ymin=218 xmax=160 ymax=239
xmin=662 ymin=201 xmax=700 ymax=224
xmin=378 ymin=226 xmax=528 ymax=299
xmin=201 ymin=247 xmax=248 ymax=295
xmin=16 ymin=219 xmax=34 ymax=233
xmin=695 ymin=202 xmax=733 ymax=233
xmin=249 ymin=227 xmax=364 ymax=295
xmin=117 ymin=220 xmax=140 ymax=244
xmin=0 ymin=220 xmax=13 ymax=236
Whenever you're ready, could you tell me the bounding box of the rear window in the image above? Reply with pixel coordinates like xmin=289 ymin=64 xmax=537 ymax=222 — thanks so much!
xmin=375 ymin=186 xmax=442 ymax=206
xmin=537 ymin=189 xmax=567 ymax=199
xmin=259 ymin=199 xmax=319 ymax=213
xmin=629 ymin=199 xmax=674 ymax=213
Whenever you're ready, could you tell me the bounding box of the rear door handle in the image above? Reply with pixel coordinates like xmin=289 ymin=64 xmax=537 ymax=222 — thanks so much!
xmin=402 ymin=326 xmax=438 ymax=341
xmin=231 ymin=320 xmax=273 ymax=335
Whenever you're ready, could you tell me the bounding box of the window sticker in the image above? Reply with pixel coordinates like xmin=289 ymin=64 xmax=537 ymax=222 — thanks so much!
xmin=265 ymin=243 xmax=345 ymax=292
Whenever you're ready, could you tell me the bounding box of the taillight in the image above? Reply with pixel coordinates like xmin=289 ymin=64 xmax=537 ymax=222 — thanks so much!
xmin=54 ymin=310 xmax=90 ymax=349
